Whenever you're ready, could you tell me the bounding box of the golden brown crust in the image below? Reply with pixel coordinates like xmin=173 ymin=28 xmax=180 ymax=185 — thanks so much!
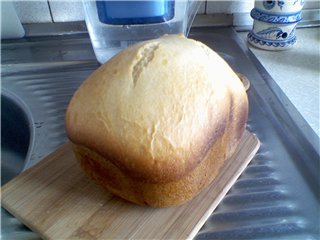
xmin=65 ymin=34 xmax=248 ymax=206
xmin=65 ymin=35 xmax=248 ymax=184
xmin=72 ymin=120 xmax=240 ymax=208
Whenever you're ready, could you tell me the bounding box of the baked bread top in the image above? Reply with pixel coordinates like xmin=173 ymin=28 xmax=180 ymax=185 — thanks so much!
xmin=65 ymin=34 xmax=247 ymax=183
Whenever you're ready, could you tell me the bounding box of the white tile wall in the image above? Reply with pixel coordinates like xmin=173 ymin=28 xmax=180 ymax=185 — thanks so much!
xmin=14 ymin=0 xmax=207 ymax=23
xmin=197 ymin=0 xmax=206 ymax=14
xmin=47 ymin=0 xmax=206 ymax=23
xmin=14 ymin=0 xmax=52 ymax=23
xmin=11 ymin=0 xmax=320 ymax=24
xmin=48 ymin=0 xmax=84 ymax=22
xmin=206 ymin=0 xmax=254 ymax=14
xmin=304 ymin=0 xmax=320 ymax=9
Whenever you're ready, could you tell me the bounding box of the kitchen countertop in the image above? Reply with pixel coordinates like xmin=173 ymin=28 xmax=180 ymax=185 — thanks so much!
xmin=238 ymin=27 xmax=320 ymax=137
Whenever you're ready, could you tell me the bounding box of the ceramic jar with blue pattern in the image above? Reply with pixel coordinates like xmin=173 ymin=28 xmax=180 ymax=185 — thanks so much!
xmin=248 ymin=0 xmax=304 ymax=50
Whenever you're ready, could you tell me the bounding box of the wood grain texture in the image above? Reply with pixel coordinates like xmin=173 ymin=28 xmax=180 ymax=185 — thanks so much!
xmin=2 ymin=130 xmax=259 ymax=240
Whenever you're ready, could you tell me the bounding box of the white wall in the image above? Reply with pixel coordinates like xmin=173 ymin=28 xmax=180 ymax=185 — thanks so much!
xmin=11 ymin=0 xmax=320 ymax=24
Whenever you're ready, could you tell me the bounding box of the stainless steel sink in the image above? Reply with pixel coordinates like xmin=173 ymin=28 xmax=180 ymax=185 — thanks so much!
xmin=1 ymin=90 xmax=34 ymax=186
xmin=0 ymin=90 xmax=40 ymax=240
xmin=1 ymin=28 xmax=319 ymax=239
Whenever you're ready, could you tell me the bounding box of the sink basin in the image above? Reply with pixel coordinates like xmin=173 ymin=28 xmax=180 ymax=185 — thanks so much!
xmin=1 ymin=90 xmax=40 ymax=240
xmin=1 ymin=90 xmax=34 ymax=185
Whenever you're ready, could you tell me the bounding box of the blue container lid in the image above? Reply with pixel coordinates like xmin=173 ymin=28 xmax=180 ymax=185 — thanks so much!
xmin=96 ymin=1 xmax=175 ymax=25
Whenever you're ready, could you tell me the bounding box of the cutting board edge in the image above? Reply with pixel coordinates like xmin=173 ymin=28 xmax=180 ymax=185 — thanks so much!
xmin=1 ymin=130 xmax=260 ymax=240
xmin=1 ymin=201 xmax=48 ymax=240
xmin=1 ymin=143 xmax=74 ymax=240
xmin=2 ymin=143 xmax=71 ymax=191
xmin=187 ymin=132 xmax=260 ymax=239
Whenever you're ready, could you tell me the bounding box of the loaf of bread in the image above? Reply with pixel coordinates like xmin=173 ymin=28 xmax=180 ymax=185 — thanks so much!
xmin=65 ymin=34 xmax=248 ymax=207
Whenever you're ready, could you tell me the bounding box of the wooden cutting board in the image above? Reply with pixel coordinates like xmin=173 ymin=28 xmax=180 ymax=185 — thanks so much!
xmin=2 ymin=130 xmax=259 ymax=240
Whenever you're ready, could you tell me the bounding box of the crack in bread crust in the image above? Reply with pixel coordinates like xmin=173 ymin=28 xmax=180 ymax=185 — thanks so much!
xmin=132 ymin=42 xmax=159 ymax=87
